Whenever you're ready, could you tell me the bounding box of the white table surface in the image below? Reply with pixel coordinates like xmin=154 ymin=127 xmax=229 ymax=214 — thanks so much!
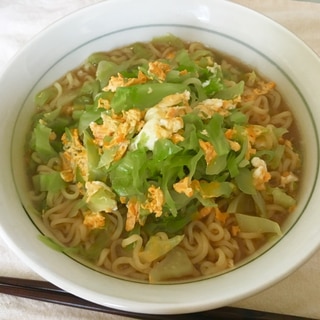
xmin=1 ymin=1 xmax=320 ymax=319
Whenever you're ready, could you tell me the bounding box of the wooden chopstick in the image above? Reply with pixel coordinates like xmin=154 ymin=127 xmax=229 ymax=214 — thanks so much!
xmin=0 ymin=276 xmax=64 ymax=292
xmin=0 ymin=276 xmax=313 ymax=320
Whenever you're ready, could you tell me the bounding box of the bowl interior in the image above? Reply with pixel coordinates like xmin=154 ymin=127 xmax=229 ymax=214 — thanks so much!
xmin=1 ymin=0 xmax=320 ymax=314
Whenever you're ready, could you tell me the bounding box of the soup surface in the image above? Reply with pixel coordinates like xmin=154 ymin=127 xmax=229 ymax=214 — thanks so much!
xmin=25 ymin=35 xmax=301 ymax=283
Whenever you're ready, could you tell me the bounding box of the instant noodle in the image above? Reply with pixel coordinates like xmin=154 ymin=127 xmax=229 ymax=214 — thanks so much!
xmin=25 ymin=35 xmax=301 ymax=283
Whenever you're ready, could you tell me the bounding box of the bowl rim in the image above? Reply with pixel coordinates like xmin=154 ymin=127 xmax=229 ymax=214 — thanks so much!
xmin=1 ymin=0 xmax=320 ymax=314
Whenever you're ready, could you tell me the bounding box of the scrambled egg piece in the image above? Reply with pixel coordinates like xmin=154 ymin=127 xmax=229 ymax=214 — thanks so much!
xmin=199 ymin=140 xmax=217 ymax=164
xmin=228 ymin=140 xmax=241 ymax=152
xmin=83 ymin=211 xmax=105 ymax=230
xmin=120 ymin=108 xmax=145 ymax=135
xmin=90 ymin=109 xmax=144 ymax=162
xmin=97 ymin=98 xmax=110 ymax=110
xmin=253 ymin=81 xmax=275 ymax=96
xmin=171 ymin=133 xmax=185 ymax=144
xmin=224 ymin=128 xmax=234 ymax=140
xmin=90 ymin=109 xmax=144 ymax=145
xmin=148 ymin=61 xmax=171 ymax=81
xmin=224 ymin=128 xmax=243 ymax=153
xmin=60 ymin=128 xmax=88 ymax=182
xmin=193 ymin=97 xmax=240 ymax=119
xmin=251 ymin=157 xmax=271 ymax=190
xmin=197 ymin=206 xmax=213 ymax=219
xmin=173 ymin=177 xmax=194 ymax=197
xmin=130 ymin=91 xmax=191 ymax=150
xmin=245 ymin=125 xmax=261 ymax=160
xmin=141 ymin=185 xmax=165 ymax=218
xmin=126 ymin=197 xmax=140 ymax=232
xmin=90 ymin=113 xmax=119 ymax=146
xmin=126 ymin=186 xmax=165 ymax=231
xmin=280 ymin=172 xmax=298 ymax=187
xmin=103 ymin=70 xmax=148 ymax=92
xmin=243 ymin=79 xmax=276 ymax=102
xmin=231 ymin=225 xmax=240 ymax=236
xmin=214 ymin=207 xmax=229 ymax=225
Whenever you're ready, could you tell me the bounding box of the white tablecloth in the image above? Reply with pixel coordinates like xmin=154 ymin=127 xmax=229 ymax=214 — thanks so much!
xmin=1 ymin=1 xmax=320 ymax=319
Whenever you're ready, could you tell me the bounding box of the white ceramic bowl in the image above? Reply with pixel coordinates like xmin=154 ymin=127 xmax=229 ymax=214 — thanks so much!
xmin=1 ymin=0 xmax=320 ymax=314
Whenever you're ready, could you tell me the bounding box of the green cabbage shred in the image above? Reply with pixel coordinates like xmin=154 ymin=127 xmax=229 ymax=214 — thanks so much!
xmin=27 ymin=34 xmax=301 ymax=274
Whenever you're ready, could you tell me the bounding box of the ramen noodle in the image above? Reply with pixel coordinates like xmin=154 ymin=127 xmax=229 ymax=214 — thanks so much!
xmin=25 ymin=35 xmax=301 ymax=283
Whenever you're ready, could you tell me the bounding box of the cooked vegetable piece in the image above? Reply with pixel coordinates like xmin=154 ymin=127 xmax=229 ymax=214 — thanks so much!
xmin=149 ymin=247 xmax=194 ymax=283
xmin=26 ymin=35 xmax=301 ymax=283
